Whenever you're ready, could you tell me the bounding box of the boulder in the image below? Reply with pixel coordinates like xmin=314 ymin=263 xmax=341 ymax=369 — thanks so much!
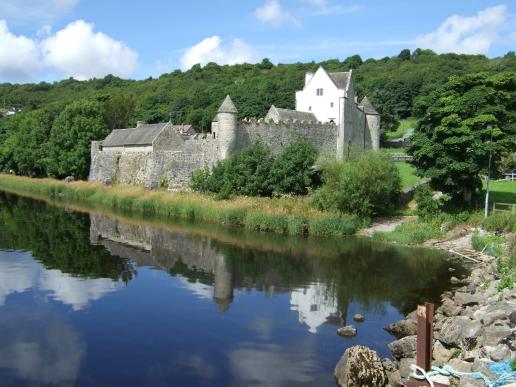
xmin=64 ymin=175 xmax=75 ymax=183
xmin=353 ymin=314 xmax=365 ymax=323
xmin=334 ymin=345 xmax=387 ymax=387
xmin=337 ymin=325 xmax=357 ymax=338
xmin=433 ymin=340 xmax=453 ymax=363
xmin=448 ymin=358 xmax=472 ymax=373
xmin=482 ymin=344 xmax=511 ymax=362
xmin=471 ymin=358 xmax=497 ymax=380
xmin=436 ymin=317 xmax=482 ymax=347
xmin=388 ymin=335 xmax=417 ymax=360
xmin=384 ymin=319 xmax=417 ymax=338
xmin=438 ymin=298 xmax=460 ymax=317
xmin=480 ymin=324 xmax=513 ymax=346
xmin=454 ymin=292 xmax=484 ymax=307
xmin=398 ymin=358 xmax=416 ymax=380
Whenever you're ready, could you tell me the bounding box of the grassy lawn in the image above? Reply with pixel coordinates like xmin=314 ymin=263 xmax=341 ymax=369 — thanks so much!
xmin=396 ymin=162 xmax=420 ymax=190
xmin=386 ymin=117 xmax=418 ymax=140
xmin=486 ymin=179 xmax=516 ymax=204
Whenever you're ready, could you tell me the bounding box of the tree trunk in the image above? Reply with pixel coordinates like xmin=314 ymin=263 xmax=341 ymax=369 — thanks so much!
xmin=462 ymin=186 xmax=472 ymax=204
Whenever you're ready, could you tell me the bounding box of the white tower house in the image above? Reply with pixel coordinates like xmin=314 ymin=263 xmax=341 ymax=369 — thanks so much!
xmin=216 ymin=95 xmax=238 ymax=159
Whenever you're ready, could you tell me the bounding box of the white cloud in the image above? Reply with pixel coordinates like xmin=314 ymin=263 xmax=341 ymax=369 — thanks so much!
xmin=0 ymin=19 xmax=139 ymax=82
xmin=255 ymin=0 xmax=301 ymax=27
xmin=0 ymin=21 xmax=42 ymax=82
xmin=180 ymin=36 xmax=255 ymax=70
xmin=0 ymin=0 xmax=79 ymax=24
xmin=416 ymin=5 xmax=507 ymax=54
xmin=42 ymin=20 xmax=138 ymax=80
xmin=299 ymin=0 xmax=361 ymax=16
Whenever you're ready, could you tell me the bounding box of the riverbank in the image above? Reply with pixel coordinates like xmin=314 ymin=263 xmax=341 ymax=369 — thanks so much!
xmin=0 ymin=174 xmax=363 ymax=238
xmin=335 ymin=228 xmax=515 ymax=386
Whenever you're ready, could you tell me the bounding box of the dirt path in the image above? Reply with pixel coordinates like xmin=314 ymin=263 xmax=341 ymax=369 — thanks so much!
xmin=358 ymin=216 xmax=416 ymax=236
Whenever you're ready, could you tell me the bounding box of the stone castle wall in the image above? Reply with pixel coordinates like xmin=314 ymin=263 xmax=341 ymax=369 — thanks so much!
xmin=89 ymin=136 xmax=220 ymax=189
xmin=235 ymin=120 xmax=338 ymax=160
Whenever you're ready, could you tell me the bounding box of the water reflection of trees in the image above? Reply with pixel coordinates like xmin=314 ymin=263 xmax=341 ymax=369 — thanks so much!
xmin=0 ymin=193 xmax=135 ymax=282
xmin=0 ymin=191 xmax=467 ymax=320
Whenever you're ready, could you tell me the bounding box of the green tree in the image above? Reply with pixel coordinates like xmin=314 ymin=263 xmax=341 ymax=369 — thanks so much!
xmin=409 ymin=72 xmax=516 ymax=204
xmin=103 ymin=94 xmax=136 ymax=129
xmin=270 ymin=141 xmax=318 ymax=195
xmin=313 ymin=152 xmax=401 ymax=217
xmin=46 ymin=99 xmax=109 ymax=179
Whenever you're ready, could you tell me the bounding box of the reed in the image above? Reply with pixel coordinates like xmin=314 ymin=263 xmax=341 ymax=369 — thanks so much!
xmin=0 ymin=174 xmax=361 ymax=238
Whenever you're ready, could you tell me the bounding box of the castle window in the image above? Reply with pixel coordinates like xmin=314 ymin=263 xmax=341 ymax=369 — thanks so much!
xmin=316 ymin=88 xmax=323 ymax=96
xmin=330 ymin=102 xmax=334 ymax=108
xmin=308 ymin=106 xmax=312 ymax=111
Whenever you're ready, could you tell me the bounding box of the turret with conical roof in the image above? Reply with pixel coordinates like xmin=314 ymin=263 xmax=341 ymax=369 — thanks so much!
xmin=359 ymin=96 xmax=381 ymax=151
xmin=215 ymin=95 xmax=238 ymax=159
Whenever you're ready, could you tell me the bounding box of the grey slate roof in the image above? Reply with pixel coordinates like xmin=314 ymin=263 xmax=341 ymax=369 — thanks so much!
xmin=359 ymin=96 xmax=379 ymax=115
xmin=217 ymin=95 xmax=238 ymax=113
xmin=103 ymin=123 xmax=168 ymax=147
xmin=328 ymin=71 xmax=351 ymax=90
xmin=267 ymin=106 xmax=317 ymax=122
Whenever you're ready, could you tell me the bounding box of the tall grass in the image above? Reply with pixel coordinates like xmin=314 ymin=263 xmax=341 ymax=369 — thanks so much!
xmin=372 ymin=220 xmax=443 ymax=245
xmin=0 ymin=174 xmax=361 ymax=238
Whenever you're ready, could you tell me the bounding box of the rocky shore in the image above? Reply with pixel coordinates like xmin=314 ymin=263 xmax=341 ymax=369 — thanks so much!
xmin=335 ymin=231 xmax=515 ymax=386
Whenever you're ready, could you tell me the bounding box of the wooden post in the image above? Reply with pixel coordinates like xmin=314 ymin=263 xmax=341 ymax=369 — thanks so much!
xmin=416 ymin=303 xmax=434 ymax=372
xmin=407 ymin=303 xmax=442 ymax=387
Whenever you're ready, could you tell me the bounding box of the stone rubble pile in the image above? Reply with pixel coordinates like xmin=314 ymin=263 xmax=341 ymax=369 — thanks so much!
xmin=335 ymin=251 xmax=515 ymax=386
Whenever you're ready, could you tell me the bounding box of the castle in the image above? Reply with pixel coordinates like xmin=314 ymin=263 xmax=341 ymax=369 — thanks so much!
xmin=89 ymin=66 xmax=380 ymax=189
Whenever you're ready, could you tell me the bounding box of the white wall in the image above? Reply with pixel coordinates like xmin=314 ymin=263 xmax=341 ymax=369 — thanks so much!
xmin=295 ymin=67 xmax=344 ymax=124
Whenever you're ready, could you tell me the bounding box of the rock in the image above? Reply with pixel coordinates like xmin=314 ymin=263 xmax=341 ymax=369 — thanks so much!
xmin=459 ymin=377 xmax=484 ymax=387
xmin=462 ymin=348 xmax=481 ymax=362
xmin=438 ymin=298 xmax=460 ymax=317
xmin=480 ymin=324 xmax=513 ymax=346
xmin=388 ymin=335 xmax=417 ymax=360
xmin=510 ymin=310 xmax=516 ymax=325
xmin=334 ymin=345 xmax=387 ymax=387
xmin=429 ymin=375 xmax=451 ymax=386
xmin=483 ymin=344 xmax=511 ymax=362
xmin=384 ymin=319 xmax=417 ymax=338
xmin=471 ymin=358 xmax=497 ymax=380
xmin=381 ymin=358 xmax=396 ymax=373
xmin=353 ymin=314 xmax=365 ymax=323
xmin=337 ymin=325 xmax=357 ymax=338
xmin=398 ymin=358 xmax=416 ymax=380
xmin=482 ymin=309 xmax=509 ymax=326
xmin=64 ymin=175 xmax=75 ymax=183
xmin=448 ymin=267 xmax=456 ymax=272
xmin=433 ymin=340 xmax=453 ymax=363
xmin=436 ymin=317 xmax=482 ymax=347
xmin=450 ymin=276 xmax=461 ymax=284
xmin=454 ymin=292 xmax=484 ymax=307
xmin=448 ymin=358 xmax=472 ymax=373
xmin=385 ymin=370 xmax=400 ymax=387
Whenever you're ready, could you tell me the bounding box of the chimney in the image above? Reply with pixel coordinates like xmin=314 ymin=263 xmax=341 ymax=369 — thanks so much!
xmin=136 ymin=121 xmax=146 ymax=127
xmin=305 ymin=72 xmax=314 ymax=86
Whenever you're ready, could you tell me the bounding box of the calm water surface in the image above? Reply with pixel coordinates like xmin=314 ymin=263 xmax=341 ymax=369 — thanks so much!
xmin=0 ymin=192 xmax=467 ymax=387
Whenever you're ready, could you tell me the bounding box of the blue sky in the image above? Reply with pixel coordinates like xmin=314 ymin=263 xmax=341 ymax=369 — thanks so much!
xmin=0 ymin=0 xmax=514 ymax=83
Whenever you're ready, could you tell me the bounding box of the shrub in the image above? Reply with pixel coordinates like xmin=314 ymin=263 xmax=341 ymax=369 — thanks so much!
xmin=190 ymin=141 xmax=319 ymax=197
xmin=415 ymin=185 xmax=440 ymax=220
xmin=498 ymin=253 xmax=515 ymax=291
xmin=308 ymin=214 xmax=360 ymax=237
xmin=313 ymin=152 xmax=401 ymax=217
xmin=483 ymin=213 xmax=516 ymax=233
xmin=471 ymin=231 xmax=505 ymax=257
xmin=270 ymin=141 xmax=318 ymax=195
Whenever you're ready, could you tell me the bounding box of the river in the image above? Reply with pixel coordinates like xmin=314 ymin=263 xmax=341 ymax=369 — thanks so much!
xmin=0 ymin=191 xmax=467 ymax=387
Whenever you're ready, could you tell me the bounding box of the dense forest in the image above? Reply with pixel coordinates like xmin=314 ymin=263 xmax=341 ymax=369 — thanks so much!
xmin=0 ymin=48 xmax=515 ymax=178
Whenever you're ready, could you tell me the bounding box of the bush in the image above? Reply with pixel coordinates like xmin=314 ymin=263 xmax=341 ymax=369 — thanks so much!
xmin=308 ymin=214 xmax=360 ymax=237
xmin=415 ymin=185 xmax=441 ymax=220
xmin=270 ymin=141 xmax=318 ymax=195
xmin=313 ymin=152 xmax=401 ymax=217
xmin=190 ymin=141 xmax=319 ymax=197
xmin=471 ymin=231 xmax=505 ymax=257
xmin=483 ymin=213 xmax=516 ymax=233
